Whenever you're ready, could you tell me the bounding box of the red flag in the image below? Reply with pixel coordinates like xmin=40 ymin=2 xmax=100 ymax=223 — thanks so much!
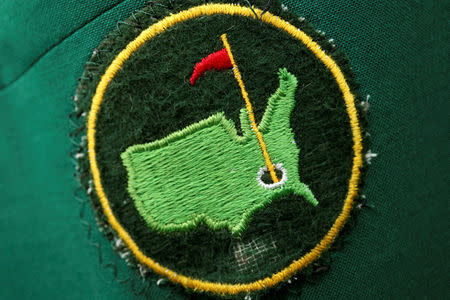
xmin=190 ymin=48 xmax=232 ymax=85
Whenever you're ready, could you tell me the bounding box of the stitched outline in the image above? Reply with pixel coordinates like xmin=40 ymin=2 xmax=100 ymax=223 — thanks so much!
xmin=257 ymin=163 xmax=288 ymax=189
xmin=87 ymin=3 xmax=363 ymax=295
xmin=221 ymin=33 xmax=279 ymax=183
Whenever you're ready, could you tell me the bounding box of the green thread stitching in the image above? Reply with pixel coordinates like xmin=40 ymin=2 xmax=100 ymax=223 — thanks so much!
xmin=121 ymin=68 xmax=317 ymax=234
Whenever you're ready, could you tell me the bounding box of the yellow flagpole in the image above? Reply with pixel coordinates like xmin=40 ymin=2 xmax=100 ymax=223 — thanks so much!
xmin=221 ymin=34 xmax=279 ymax=183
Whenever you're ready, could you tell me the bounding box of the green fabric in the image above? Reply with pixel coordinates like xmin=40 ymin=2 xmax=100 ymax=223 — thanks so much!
xmin=0 ymin=1 xmax=448 ymax=300
xmin=122 ymin=69 xmax=316 ymax=234
xmin=0 ymin=0 xmax=126 ymax=88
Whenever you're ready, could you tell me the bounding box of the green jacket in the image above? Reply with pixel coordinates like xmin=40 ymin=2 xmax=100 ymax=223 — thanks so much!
xmin=0 ymin=0 xmax=447 ymax=299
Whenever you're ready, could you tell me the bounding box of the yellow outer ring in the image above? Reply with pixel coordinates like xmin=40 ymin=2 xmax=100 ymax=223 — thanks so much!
xmin=87 ymin=3 xmax=363 ymax=295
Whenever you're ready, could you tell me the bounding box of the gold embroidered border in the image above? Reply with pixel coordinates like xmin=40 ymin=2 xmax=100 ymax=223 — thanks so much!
xmin=87 ymin=3 xmax=363 ymax=295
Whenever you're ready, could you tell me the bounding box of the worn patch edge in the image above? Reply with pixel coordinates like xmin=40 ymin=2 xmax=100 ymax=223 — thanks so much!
xmin=86 ymin=3 xmax=363 ymax=295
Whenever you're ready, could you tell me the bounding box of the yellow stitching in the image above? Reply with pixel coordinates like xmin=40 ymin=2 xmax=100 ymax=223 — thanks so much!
xmin=220 ymin=33 xmax=279 ymax=183
xmin=87 ymin=3 xmax=363 ymax=295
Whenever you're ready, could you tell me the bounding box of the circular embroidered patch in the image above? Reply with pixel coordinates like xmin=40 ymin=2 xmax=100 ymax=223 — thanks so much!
xmin=73 ymin=0 xmax=367 ymax=296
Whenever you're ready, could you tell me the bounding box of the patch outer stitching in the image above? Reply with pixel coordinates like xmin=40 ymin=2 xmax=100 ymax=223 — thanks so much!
xmin=87 ymin=3 xmax=363 ymax=295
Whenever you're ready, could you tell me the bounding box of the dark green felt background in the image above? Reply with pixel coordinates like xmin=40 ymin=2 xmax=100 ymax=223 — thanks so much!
xmin=0 ymin=0 xmax=448 ymax=299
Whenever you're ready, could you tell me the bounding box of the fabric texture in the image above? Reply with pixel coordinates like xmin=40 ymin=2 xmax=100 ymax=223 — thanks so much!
xmin=0 ymin=0 xmax=448 ymax=299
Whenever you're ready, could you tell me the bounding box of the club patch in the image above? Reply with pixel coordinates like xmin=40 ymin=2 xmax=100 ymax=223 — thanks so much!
xmin=73 ymin=0 xmax=367 ymax=297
